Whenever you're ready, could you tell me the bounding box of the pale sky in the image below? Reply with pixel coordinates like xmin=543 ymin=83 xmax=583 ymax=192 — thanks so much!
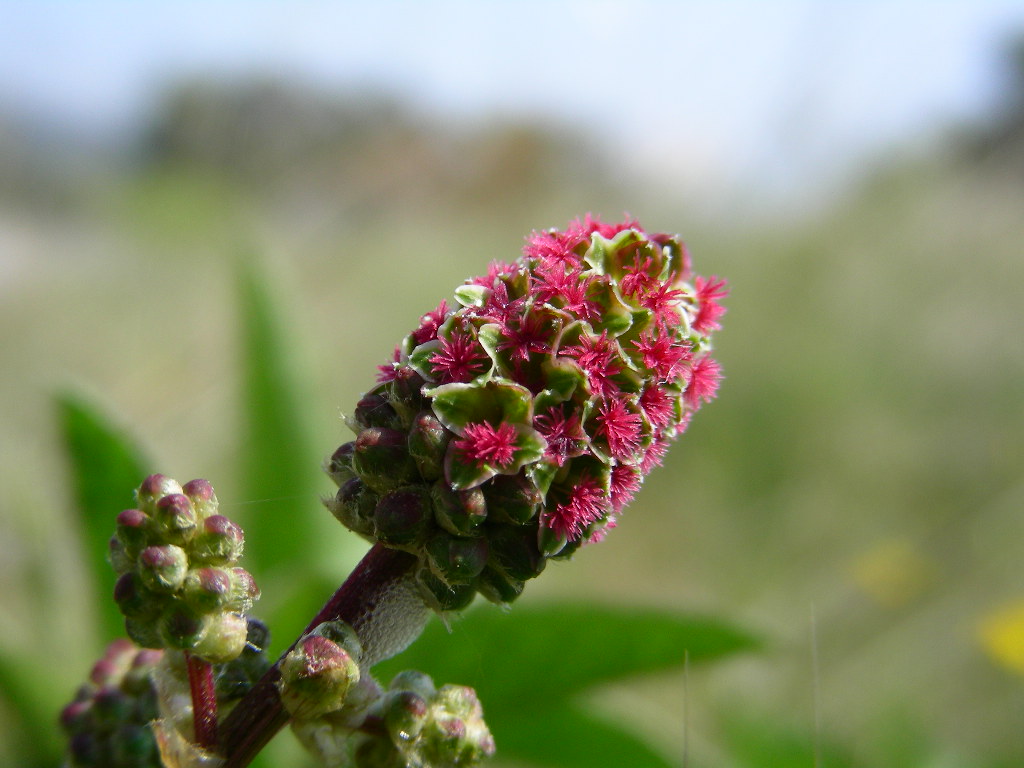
xmin=2 ymin=1 xmax=1023 ymax=193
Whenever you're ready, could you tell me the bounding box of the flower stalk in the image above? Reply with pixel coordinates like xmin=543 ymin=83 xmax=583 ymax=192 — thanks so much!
xmin=185 ymin=652 xmax=219 ymax=750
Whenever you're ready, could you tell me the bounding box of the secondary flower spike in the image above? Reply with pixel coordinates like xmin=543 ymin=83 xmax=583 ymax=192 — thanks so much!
xmin=326 ymin=215 xmax=725 ymax=611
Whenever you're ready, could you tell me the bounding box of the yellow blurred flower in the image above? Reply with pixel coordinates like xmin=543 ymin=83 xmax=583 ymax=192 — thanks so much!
xmin=978 ymin=601 xmax=1024 ymax=675
xmin=849 ymin=538 xmax=934 ymax=609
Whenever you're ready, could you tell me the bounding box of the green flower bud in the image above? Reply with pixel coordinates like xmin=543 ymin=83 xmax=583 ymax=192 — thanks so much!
xmin=124 ymin=617 xmax=163 ymax=649
xmin=426 ymin=532 xmax=489 ymax=585
xmin=91 ymin=686 xmax=133 ymax=730
xmin=115 ymin=509 xmax=151 ymax=556
xmin=475 ymin=566 xmax=524 ymax=605
xmin=327 ymin=477 xmax=377 ymax=537
xmin=107 ymin=536 xmax=133 ymax=576
xmin=326 ymin=441 xmax=357 ymax=486
xmin=227 ymin=566 xmax=260 ymax=612
xmin=157 ymin=605 xmax=211 ymax=650
xmin=488 ymin=524 xmax=546 ymax=581
xmin=114 ymin=572 xmax=161 ymax=621
xmin=407 ymin=410 xmax=451 ymax=481
xmin=137 ymin=545 xmax=189 ymax=593
xmin=373 ymin=487 xmax=432 ymax=547
xmin=181 ymin=478 xmax=219 ymax=521
xmin=354 ymin=392 xmax=402 ymax=430
xmin=431 ymin=481 xmax=487 ymax=536
xmin=416 ymin=565 xmax=476 ymax=613
xmin=191 ymin=611 xmax=249 ymax=664
xmin=383 ymin=690 xmax=429 ymax=743
xmin=189 ymin=514 xmax=244 ymax=565
xmin=353 ymin=427 xmax=417 ymax=494
xmin=110 ymin=723 xmax=157 ymax=768
xmin=153 ymin=493 xmax=197 ymax=545
xmin=354 ymin=736 xmax=406 ymax=768
xmin=307 ymin=619 xmax=363 ymax=661
xmin=388 ymin=669 xmax=437 ymax=700
xmin=279 ymin=634 xmax=360 ymax=719
xmin=483 ymin=473 xmax=542 ymax=524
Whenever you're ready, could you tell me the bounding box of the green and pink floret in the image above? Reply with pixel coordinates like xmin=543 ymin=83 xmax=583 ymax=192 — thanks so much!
xmin=326 ymin=216 xmax=725 ymax=611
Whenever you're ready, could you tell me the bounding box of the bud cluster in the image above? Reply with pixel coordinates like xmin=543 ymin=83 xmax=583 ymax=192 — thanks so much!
xmin=327 ymin=216 xmax=725 ymax=611
xmin=59 ymin=639 xmax=164 ymax=768
xmin=354 ymin=670 xmax=495 ymax=768
xmin=110 ymin=474 xmax=259 ymax=663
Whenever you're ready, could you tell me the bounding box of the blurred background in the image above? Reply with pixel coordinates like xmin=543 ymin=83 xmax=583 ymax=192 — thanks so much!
xmin=2 ymin=2 xmax=1023 ymax=766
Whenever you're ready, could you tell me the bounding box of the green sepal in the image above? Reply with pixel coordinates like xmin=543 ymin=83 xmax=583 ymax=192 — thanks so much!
xmin=427 ymin=379 xmax=534 ymax=433
xmin=408 ymin=340 xmax=442 ymax=382
xmin=454 ymin=284 xmax=489 ymax=308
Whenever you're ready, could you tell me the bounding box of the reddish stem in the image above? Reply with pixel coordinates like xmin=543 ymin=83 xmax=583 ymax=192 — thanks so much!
xmin=218 ymin=544 xmax=418 ymax=768
xmin=185 ymin=651 xmax=219 ymax=750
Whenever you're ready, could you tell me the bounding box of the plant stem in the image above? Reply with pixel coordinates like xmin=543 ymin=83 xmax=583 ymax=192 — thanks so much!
xmin=218 ymin=544 xmax=424 ymax=768
xmin=184 ymin=652 xmax=219 ymax=750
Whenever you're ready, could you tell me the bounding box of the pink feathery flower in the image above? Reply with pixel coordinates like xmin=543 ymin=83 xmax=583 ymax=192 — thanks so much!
xmin=609 ymin=463 xmax=642 ymax=513
xmin=453 ymin=422 xmax=519 ymax=469
xmin=639 ymin=281 xmax=687 ymax=329
xmin=685 ymin=356 xmax=722 ymax=407
xmin=376 ymin=346 xmax=403 ymax=383
xmin=638 ymin=384 xmax=675 ymax=429
xmin=411 ymin=300 xmax=450 ymax=346
xmin=534 ymin=408 xmax=587 ymax=466
xmin=632 ymin=331 xmax=693 ymax=382
xmin=692 ymin=275 xmax=729 ymax=334
xmin=595 ymin=399 xmax=643 ymax=461
xmin=430 ymin=331 xmax=489 ymax=384
xmin=561 ymin=330 xmax=623 ymax=399
xmin=545 ymin=473 xmax=609 ymax=541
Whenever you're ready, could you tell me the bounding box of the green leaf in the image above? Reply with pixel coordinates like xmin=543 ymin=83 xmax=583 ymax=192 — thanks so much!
xmin=493 ymin=705 xmax=675 ymax=768
xmin=376 ymin=602 xmax=759 ymax=768
xmin=236 ymin=262 xmax=322 ymax=573
xmin=0 ymin=648 xmax=65 ymax=766
xmin=56 ymin=393 xmax=149 ymax=645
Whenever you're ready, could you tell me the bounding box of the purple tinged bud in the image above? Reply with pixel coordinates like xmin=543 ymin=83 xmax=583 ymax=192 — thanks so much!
xmin=136 ymin=474 xmax=183 ymax=512
xmin=431 ymin=481 xmax=487 ymax=536
xmin=124 ymin=617 xmax=163 ymax=649
xmin=91 ymin=685 xmax=133 ymax=727
xmin=373 ymin=487 xmax=431 ymax=547
xmin=189 ymin=514 xmax=244 ymax=565
xmin=489 ymin=525 xmax=546 ymax=581
xmin=69 ymin=731 xmax=102 ymax=766
xmin=137 ymin=544 xmax=188 ymax=593
xmin=153 ymin=493 xmax=197 ymax=545
xmin=60 ymin=700 xmax=93 ymax=734
xmin=227 ymin=567 xmax=260 ymax=612
xmin=113 ymin=572 xmax=161 ymax=620
xmin=181 ymin=567 xmax=233 ymax=612
xmin=278 ymin=634 xmax=361 ymax=719
xmin=308 ymin=619 xmax=363 ymax=660
xmin=182 ymin=478 xmax=219 ymax=520
xmin=476 ymin=566 xmax=524 ymax=605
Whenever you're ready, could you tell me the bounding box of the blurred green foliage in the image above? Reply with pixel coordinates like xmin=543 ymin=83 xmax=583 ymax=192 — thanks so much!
xmin=0 ymin=73 xmax=1023 ymax=768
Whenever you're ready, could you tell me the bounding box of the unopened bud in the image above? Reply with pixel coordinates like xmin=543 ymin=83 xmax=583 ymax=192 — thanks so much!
xmin=181 ymin=567 xmax=233 ymax=612
xmin=153 ymin=494 xmax=197 ymax=545
xmin=279 ymin=634 xmax=360 ymax=719
xmin=136 ymin=474 xmax=183 ymax=512
xmin=476 ymin=566 xmax=524 ymax=605
xmin=354 ymin=393 xmax=401 ymax=430
xmin=489 ymin=525 xmax=545 ymax=581
xmin=426 ymin=532 xmax=489 ymax=585
xmin=383 ymin=690 xmax=429 ymax=743
xmin=407 ymin=411 xmax=450 ymax=481
xmin=189 ymin=514 xmax=244 ymax=565
xmin=227 ymin=567 xmax=260 ymax=612
xmin=137 ymin=545 xmax=188 ymax=593
xmin=416 ymin=566 xmax=476 ymax=613
xmin=353 ymin=427 xmax=417 ymax=494
xmin=374 ymin=487 xmax=431 ymax=547
xmin=328 ymin=477 xmax=377 ymax=537
xmin=326 ymin=441 xmax=357 ymax=486
xmin=115 ymin=509 xmax=151 ymax=555
xmin=483 ymin=473 xmax=542 ymax=524
xmin=431 ymin=482 xmax=487 ymax=536
xmin=181 ymin=478 xmax=219 ymax=520
xmin=191 ymin=611 xmax=249 ymax=663
xmin=157 ymin=605 xmax=211 ymax=650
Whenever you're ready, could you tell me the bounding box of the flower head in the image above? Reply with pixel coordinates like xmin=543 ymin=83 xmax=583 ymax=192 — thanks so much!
xmin=326 ymin=215 xmax=725 ymax=610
